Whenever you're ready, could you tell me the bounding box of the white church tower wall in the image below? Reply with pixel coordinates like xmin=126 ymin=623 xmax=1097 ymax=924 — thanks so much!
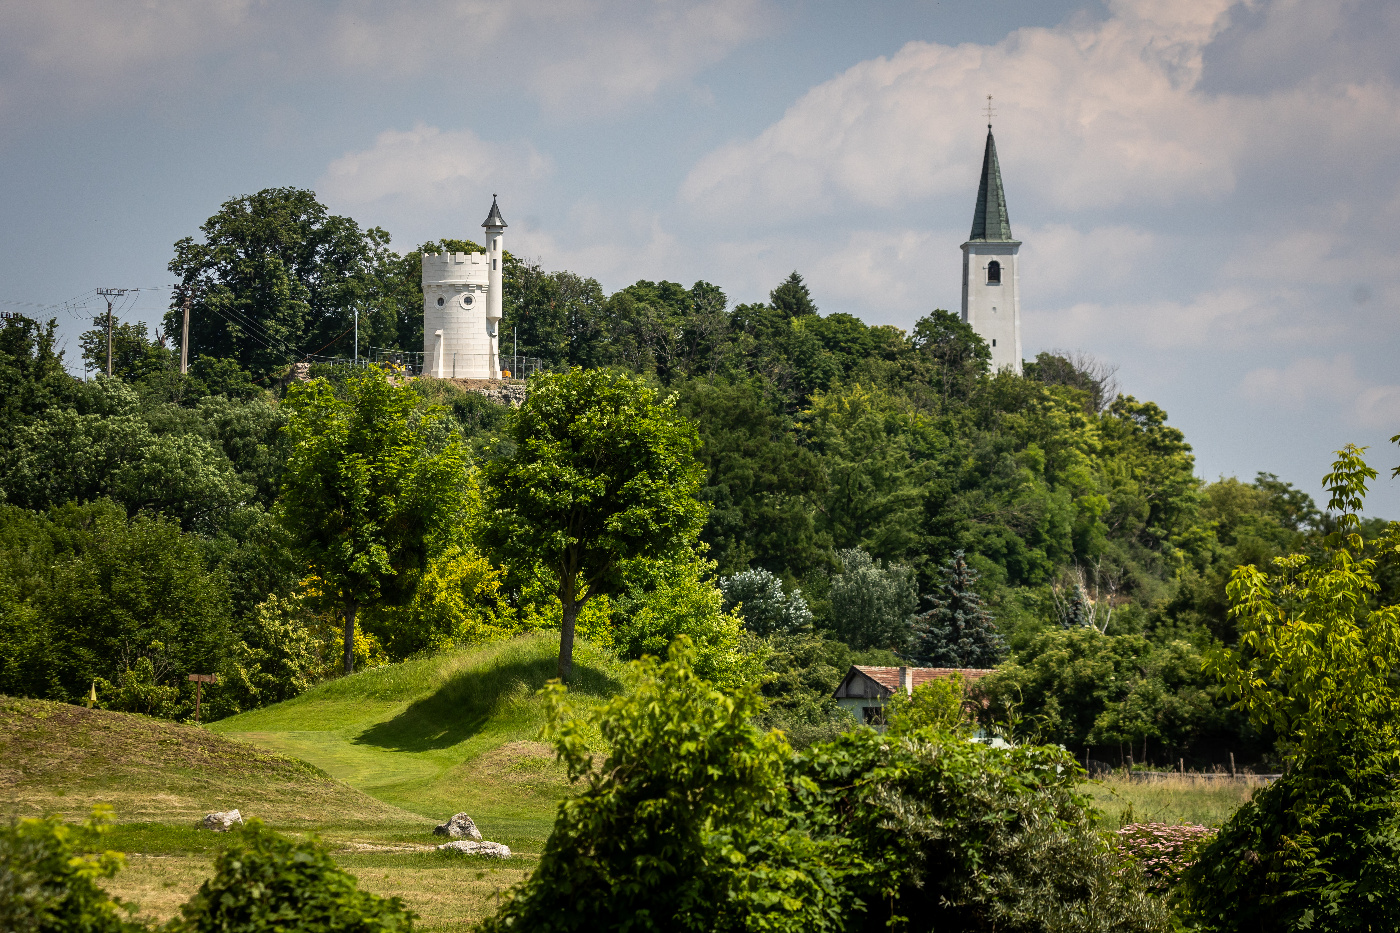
xmin=421 ymin=196 xmax=507 ymax=380
xmin=961 ymin=127 xmax=1023 ymax=375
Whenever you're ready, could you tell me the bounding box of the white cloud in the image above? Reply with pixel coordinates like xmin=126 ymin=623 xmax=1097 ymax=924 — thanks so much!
xmin=681 ymin=0 xmax=1244 ymax=221
xmin=319 ymin=124 xmax=551 ymax=208
xmin=1241 ymin=355 xmax=1400 ymax=430
xmin=0 ymin=0 xmax=773 ymax=123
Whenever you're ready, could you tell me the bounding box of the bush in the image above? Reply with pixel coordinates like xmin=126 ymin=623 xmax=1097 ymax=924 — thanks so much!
xmin=0 ymin=807 xmax=143 ymax=933
xmin=173 ymin=819 xmax=414 ymax=932
xmin=1114 ymin=823 xmax=1214 ymax=895
xmin=792 ymin=730 xmax=1170 ymax=933
xmin=477 ymin=638 xmax=849 ymax=932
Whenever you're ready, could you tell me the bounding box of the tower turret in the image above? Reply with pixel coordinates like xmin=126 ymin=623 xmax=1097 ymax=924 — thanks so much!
xmin=961 ymin=126 xmax=1023 ymax=374
xmin=482 ymin=196 xmax=506 ymax=379
xmin=420 ymin=196 xmax=507 ymax=380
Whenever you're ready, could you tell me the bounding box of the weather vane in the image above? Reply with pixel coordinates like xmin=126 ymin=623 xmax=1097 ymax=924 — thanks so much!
xmin=985 ymin=94 xmax=996 ymax=128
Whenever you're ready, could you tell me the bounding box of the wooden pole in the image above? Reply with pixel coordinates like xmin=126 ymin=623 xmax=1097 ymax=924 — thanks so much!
xmin=180 ymin=291 xmax=190 ymax=375
xmin=1230 ymin=751 xmax=1236 ymax=777
xmin=187 ymin=673 xmax=218 ymax=724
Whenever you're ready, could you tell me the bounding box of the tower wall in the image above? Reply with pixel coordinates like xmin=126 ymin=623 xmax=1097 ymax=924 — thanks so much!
xmin=422 ymin=252 xmax=493 ymax=379
xmin=961 ymin=242 xmax=1022 ymax=375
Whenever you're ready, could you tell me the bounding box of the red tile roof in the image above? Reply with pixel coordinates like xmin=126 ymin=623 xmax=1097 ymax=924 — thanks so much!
xmin=853 ymin=665 xmax=996 ymax=693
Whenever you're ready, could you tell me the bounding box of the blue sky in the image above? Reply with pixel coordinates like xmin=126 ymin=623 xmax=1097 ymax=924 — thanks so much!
xmin=2 ymin=0 xmax=1398 ymax=515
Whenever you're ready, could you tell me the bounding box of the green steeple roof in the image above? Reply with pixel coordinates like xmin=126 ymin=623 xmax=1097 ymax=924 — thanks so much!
xmin=968 ymin=129 xmax=1015 ymax=242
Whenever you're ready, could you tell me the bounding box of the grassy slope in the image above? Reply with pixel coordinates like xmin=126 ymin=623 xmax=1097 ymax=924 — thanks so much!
xmin=0 ymin=697 xmax=412 ymax=826
xmin=210 ymin=633 xmax=626 ymax=851
xmin=1 ymin=634 xmax=625 ymax=930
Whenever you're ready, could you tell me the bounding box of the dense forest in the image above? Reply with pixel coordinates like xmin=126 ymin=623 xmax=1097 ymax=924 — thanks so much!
xmin=1 ymin=187 xmax=1393 ymax=769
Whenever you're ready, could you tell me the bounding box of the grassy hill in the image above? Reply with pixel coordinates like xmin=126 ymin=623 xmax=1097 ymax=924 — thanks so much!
xmin=0 ymin=634 xmax=625 ymax=929
xmin=0 ymin=696 xmax=411 ymax=826
xmin=210 ymin=633 xmax=624 ymax=848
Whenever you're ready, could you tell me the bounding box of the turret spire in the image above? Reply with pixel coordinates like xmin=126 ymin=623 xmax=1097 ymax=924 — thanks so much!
xmin=968 ymin=129 xmax=1014 ymax=242
xmin=482 ymin=194 xmax=507 ymax=229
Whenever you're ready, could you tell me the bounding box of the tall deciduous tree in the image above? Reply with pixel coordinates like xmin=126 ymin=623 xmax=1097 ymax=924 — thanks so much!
xmin=482 ymin=368 xmax=707 ymax=681
xmin=167 ymin=188 xmax=397 ymax=376
xmin=277 ymin=366 xmax=468 ymax=675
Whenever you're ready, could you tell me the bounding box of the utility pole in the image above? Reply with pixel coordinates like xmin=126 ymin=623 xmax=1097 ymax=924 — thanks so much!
xmin=95 ymin=288 xmax=130 ymax=377
xmin=180 ymin=290 xmax=191 ymax=375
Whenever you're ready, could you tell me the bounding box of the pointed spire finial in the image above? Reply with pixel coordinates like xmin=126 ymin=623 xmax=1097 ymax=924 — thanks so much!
xmin=984 ymin=94 xmax=996 ymax=129
xmin=482 ymin=195 xmax=507 ymax=229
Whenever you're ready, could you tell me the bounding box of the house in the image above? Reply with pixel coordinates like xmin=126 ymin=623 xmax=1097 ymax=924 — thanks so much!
xmin=832 ymin=665 xmax=995 ymax=726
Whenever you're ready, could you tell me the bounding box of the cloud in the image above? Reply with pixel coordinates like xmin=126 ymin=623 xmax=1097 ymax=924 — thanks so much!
xmin=681 ymin=0 xmax=1244 ymax=221
xmin=0 ymin=0 xmax=773 ymax=123
xmin=320 ymin=124 xmax=551 ymax=208
xmin=1241 ymin=355 xmax=1400 ymax=430
xmin=679 ymin=0 xmax=1400 ymax=227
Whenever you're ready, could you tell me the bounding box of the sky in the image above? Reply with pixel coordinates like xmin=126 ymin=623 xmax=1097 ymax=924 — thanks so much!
xmin=1 ymin=0 xmax=1397 ymax=515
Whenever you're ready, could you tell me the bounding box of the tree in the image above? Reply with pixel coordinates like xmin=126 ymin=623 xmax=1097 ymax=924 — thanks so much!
xmin=770 ymin=271 xmax=818 ymax=319
xmin=910 ymin=309 xmax=990 ymax=403
xmin=277 ymin=366 xmax=469 ymax=675
xmin=718 ymin=567 xmax=813 ymax=636
xmin=478 ymin=639 xmax=848 ymax=933
xmin=826 ymin=548 xmax=918 ymax=651
xmin=482 ymin=368 xmax=707 ymax=680
xmin=910 ymin=550 xmax=1005 ymax=668
xmin=166 ymin=188 xmax=396 ymax=376
xmin=1184 ymin=446 xmax=1400 ymax=930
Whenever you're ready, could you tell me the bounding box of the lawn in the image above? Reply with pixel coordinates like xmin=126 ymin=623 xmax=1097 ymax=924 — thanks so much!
xmin=1 ymin=634 xmax=626 ymax=930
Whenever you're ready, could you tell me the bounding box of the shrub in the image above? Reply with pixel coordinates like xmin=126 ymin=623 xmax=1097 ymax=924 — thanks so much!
xmin=792 ymin=730 xmax=1170 ymax=933
xmin=1114 ymin=823 xmax=1214 ymax=895
xmin=477 ymin=637 xmax=849 ymax=932
xmin=0 ymin=807 xmax=143 ymax=933
xmin=173 ymin=819 xmax=414 ymax=933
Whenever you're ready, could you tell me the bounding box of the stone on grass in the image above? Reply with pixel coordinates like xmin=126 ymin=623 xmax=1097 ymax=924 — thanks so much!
xmin=437 ymin=840 xmax=511 ymax=859
xmin=200 ymin=809 xmax=243 ymax=832
xmin=433 ymin=812 xmax=482 ymax=840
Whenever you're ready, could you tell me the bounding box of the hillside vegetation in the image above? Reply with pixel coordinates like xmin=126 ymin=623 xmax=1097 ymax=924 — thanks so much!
xmin=212 ymin=633 xmax=626 ymax=848
xmin=0 ymin=696 xmax=408 ymax=826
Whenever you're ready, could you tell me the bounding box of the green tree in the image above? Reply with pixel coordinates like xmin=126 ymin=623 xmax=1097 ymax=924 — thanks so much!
xmin=910 ymin=309 xmax=990 ymax=403
xmin=481 ymin=368 xmax=707 ymax=680
xmin=1185 ymin=446 xmax=1400 ymax=931
xmin=277 ymin=366 xmax=469 ymax=674
xmin=911 ymin=550 xmax=1005 ymax=668
xmin=770 ymin=270 xmax=818 ymax=319
xmin=167 ymin=188 xmax=397 ymax=376
xmin=0 ymin=808 xmax=142 ymax=933
xmin=826 ymin=548 xmax=918 ymax=651
xmin=478 ymin=638 xmax=848 ymax=933
xmin=175 ymin=820 xmax=413 ymax=932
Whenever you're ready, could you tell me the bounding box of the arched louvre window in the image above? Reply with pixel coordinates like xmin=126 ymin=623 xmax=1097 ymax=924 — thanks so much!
xmin=987 ymin=260 xmax=1001 ymax=284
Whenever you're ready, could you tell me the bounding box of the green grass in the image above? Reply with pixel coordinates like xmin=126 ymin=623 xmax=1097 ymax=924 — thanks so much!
xmin=0 ymin=634 xmax=628 ymax=930
xmin=211 ymin=633 xmax=625 ymax=850
xmin=1086 ymin=773 xmax=1268 ymax=829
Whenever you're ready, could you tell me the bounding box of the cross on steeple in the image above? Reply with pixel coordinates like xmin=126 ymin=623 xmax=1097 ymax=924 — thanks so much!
xmin=984 ymin=94 xmax=996 ymax=129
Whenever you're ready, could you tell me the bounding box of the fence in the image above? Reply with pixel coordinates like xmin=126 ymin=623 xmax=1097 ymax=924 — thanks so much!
xmin=300 ymin=347 xmax=544 ymax=381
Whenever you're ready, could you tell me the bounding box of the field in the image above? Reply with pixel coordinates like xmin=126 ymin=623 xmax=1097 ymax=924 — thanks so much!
xmin=1 ymin=634 xmax=624 ymax=930
xmin=1 ymin=635 xmax=1263 ymax=928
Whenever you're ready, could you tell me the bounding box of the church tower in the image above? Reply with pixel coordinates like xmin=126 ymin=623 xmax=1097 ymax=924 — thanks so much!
xmin=961 ymin=126 xmax=1022 ymax=374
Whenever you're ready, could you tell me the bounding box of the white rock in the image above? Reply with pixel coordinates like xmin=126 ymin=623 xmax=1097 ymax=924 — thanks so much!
xmin=200 ymin=809 xmax=243 ymax=831
xmin=432 ymin=812 xmax=482 ymax=840
xmin=437 ymin=840 xmax=511 ymax=859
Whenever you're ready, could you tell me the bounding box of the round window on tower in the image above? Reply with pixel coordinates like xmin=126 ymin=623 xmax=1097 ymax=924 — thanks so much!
xmin=436 ymin=296 xmax=445 ymax=307
xmin=460 ymin=294 xmax=475 ymax=308
xmin=987 ymin=260 xmax=1002 ymax=285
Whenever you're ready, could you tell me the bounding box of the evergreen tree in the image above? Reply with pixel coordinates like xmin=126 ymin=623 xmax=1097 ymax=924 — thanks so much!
xmin=828 ymin=549 xmax=918 ymax=652
xmin=911 ymin=550 xmax=1005 ymax=668
xmin=770 ymin=271 xmax=818 ymax=318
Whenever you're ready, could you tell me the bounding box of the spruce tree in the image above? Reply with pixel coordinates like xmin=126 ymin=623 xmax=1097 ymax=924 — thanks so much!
xmin=911 ymin=551 xmax=1005 ymax=668
xmin=769 ymin=271 xmax=818 ymax=318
